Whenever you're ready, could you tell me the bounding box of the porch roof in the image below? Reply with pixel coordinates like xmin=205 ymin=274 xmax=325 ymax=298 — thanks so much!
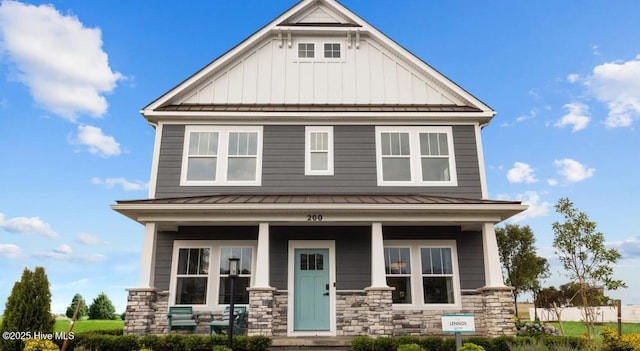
xmin=112 ymin=194 xmax=526 ymax=229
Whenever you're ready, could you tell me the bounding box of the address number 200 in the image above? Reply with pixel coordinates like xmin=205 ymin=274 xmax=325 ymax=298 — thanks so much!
xmin=307 ymin=214 xmax=323 ymax=221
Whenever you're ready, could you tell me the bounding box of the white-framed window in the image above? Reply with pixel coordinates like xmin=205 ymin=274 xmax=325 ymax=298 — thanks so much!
xmin=323 ymin=43 xmax=341 ymax=58
xmin=181 ymin=126 xmax=263 ymax=186
xmin=384 ymin=240 xmax=461 ymax=309
xmin=375 ymin=126 xmax=457 ymax=186
xmin=170 ymin=240 xmax=256 ymax=310
xmin=305 ymin=126 xmax=334 ymax=176
xmin=298 ymin=43 xmax=315 ymax=58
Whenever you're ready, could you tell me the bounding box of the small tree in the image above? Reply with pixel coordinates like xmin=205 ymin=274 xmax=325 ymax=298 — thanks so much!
xmin=0 ymin=267 xmax=55 ymax=351
xmin=88 ymin=292 xmax=117 ymax=320
xmin=552 ymin=197 xmax=626 ymax=339
xmin=65 ymin=293 xmax=89 ymax=319
xmin=496 ymin=223 xmax=549 ymax=316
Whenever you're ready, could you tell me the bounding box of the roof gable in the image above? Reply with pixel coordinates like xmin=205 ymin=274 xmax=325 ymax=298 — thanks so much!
xmin=144 ymin=0 xmax=494 ymax=118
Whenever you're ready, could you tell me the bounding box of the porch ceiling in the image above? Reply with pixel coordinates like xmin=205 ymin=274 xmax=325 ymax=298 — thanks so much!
xmin=112 ymin=194 xmax=526 ymax=228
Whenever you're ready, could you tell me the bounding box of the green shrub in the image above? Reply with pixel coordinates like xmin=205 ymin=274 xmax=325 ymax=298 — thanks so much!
xmin=465 ymin=337 xmax=493 ymax=351
xmin=398 ymin=336 xmax=421 ymax=346
xmin=182 ymin=334 xmax=210 ymax=351
xmin=351 ymin=336 xmax=375 ymax=351
xmin=490 ymin=335 xmax=518 ymax=351
xmin=458 ymin=343 xmax=485 ymax=351
xmin=232 ymin=335 xmax=249 ymax=351
xmin=139 ymin=334 xmax=163 ymax=350
xmin=88 ymin=293 xmax=117 ymax=320
xmin=398 ymin=343 xmax=425 ymax=351
xmin=213 ymin=346 xmax=232 ymax=351
xmin=419 ymin=336 xmax=444 ymax=351
xmin=163 ymin=334 xmax=185 ymax=351
xmin=248 ymin=335 xmax=272 ymax=351
xmin=373 ymin=336 xmax=398 ymax=351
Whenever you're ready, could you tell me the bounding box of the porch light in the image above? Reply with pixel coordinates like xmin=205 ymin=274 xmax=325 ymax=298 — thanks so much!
xmin=229 ymin=257 xmax=240 ymax=277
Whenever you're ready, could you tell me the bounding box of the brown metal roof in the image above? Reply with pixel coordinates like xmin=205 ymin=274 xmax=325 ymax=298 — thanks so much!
xmin=116 ymin=194 xmax=520 ymax=206
xmin=154 ymin=104 xmax=482 ymax=113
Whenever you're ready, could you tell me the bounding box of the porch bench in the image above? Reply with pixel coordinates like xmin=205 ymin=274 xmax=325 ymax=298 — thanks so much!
xmin=167 ymin=306 xmax=199 ymax=333
xmin=209 ymin=306 xmax=247 ymax=335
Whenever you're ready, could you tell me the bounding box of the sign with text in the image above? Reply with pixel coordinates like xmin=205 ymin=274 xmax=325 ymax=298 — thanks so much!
xmin=441 ymin=314 xmax=475 ymax=333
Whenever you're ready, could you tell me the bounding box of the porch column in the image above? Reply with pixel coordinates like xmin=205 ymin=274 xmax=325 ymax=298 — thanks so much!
xmin=138 ymin=222 xmax=157 ymax=288
xmin=370 ymin=222 xmax=388 ymax=288
xmin=481 ymin=223 xmax=506 ymax=287
xmin=254 ymin=222 xmax=270 ymax=288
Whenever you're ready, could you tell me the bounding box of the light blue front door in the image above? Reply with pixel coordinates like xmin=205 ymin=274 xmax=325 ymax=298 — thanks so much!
xmin=294 ymin=249 xmax=330 ymax=331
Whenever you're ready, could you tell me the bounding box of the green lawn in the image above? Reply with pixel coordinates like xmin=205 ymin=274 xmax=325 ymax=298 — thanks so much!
xmin=548 ymin=321 xmax=640 ymax=337
xmin=54 ymin=319 xmax=124 ymax=333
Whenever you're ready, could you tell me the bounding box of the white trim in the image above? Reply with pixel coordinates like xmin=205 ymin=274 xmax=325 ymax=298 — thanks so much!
xmin=375 ymin=126 xmax=458 ymax=186
xmin=287 ymin=240 xmax=336 ymax=336
xmin=474 ymin=123 xmax=489 ymax=198
xmin=180 ymin=126 xmax=263 ymax=186
xmin=384 ymin=240 xmax=462 ymax=310
xmin=138 ymin=223 xmax=157 ymax=287
xmin=481 ymin=223 xmax=506 ymax=288
xmin=305 ymin=126 xmax=334 ymax=176
xmin=147 ymin=123 xmax=162 ymax=198
xmin=168 ymin=240 xmax=258 ymax=312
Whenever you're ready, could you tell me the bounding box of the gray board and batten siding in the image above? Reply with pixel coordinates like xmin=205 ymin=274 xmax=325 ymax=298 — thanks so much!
xmin=155 ymin=124 xmax=482 ymax=198
xmin=152 ymin=225 xmax=485 ymax=292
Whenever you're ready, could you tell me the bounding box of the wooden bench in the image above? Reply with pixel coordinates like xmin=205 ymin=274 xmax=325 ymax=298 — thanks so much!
xmin=209 ymin=306 xmax=247 ymax=335
xmin=167 ymin=306 xmax=199 ymax=333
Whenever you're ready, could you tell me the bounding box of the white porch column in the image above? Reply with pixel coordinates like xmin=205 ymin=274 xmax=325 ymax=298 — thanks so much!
xmin=370 ymin=222 xmax=388 ymax=288
xmin=482 ymin=223 xmax=506 ymax=287
xmin=253 ymin=222 xmax=270 ymax=288
xmin=138 ymin=222 xmax=157 ymax=288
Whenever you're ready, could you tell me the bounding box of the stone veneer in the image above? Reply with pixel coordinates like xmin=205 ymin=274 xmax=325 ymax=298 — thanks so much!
xmin=125 ymin=287 xmax=515 ymax=337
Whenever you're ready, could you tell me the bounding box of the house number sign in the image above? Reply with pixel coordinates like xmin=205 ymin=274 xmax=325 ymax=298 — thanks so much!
xmin=306 ymin=214 xmax=323 ymax=221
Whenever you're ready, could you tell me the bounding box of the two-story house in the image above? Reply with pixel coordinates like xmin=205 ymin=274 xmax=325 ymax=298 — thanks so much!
xmin=113 ymin=0 xmax=526 ymax=337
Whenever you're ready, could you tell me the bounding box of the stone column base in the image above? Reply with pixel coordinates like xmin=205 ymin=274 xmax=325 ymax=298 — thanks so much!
xmin=124 ymin=288 xmax=157 ymax=336
xmin=247 ymin=287 xmax=276 ymax=336
xmin=479 ymin=286 xmax=516 ymax=336
xmin=365 ymin=286 xmax=395 ymax=337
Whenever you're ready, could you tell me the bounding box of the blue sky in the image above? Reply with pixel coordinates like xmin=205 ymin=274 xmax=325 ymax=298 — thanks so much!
xmin=1 ymin=0 xmax=639 ymax=314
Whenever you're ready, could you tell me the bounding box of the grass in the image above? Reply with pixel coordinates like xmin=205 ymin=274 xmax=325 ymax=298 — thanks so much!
xmin=54 ymin=319 xmax=124 ymax=333
xmin=548 ymin=321 xmax=640 ymax=337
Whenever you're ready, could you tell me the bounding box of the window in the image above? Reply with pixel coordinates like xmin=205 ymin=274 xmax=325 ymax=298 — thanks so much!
xmin=384 ymin=240 xmax=461 ymax=309
xmin=324 ymin=43 xmax=341 ymax=58
xmin=218 ymin=247 xmax=252 ymax=304
xmin=298 ymin=43 xmax=315 ymax=58
xmin=305 ymin=126 xmax=334 ymax=175
xmin=181 ymin=126 xmax=263 ymax=186
xmin=375 ymin=127 xmax=457 ymax=186
xmin=170 ymin=241 xmax=256 ymax=309
xmin=175 ymin=248 xmax=210 ymax=305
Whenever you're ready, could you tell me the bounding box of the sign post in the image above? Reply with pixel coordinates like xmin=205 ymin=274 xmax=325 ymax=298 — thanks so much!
xmin=441 ymin=314 xmax=475 ymax=350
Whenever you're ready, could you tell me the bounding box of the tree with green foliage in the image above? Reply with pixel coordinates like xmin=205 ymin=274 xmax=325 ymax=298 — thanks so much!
xmin=65 ymin=293 xmax=89 ymax=319
xmin=0 ymin=267 xmax=55 ymax=351
xmin=88 ymin=292 xmax=117 ymax=320
xmin=552 ymin=197 xmax=626 ymax=340
xmin=496 ymin=223 xmax=549 ymax=315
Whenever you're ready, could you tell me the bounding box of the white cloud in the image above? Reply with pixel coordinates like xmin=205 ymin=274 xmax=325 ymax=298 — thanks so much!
xmin=555 ymin=102 xmax=591 ymax=132
xmin=71 ymin=125 xmax=121 ymax=157
xmin=75 ymin=232 xmax=109 ymax=245
xmin=33 ymin=246 xmax=106 ymax=262
xmin=0 ymin=244 xmax=22 ymax=259
xmin=53 ymin=244 xmax=72 ymax=255
xmin=0 ymin=212 xmax=58 ymax=238
xmin=554 ymin=158 xmax=595 ymax=182
xmin=607 ymin=236 xmax=640 ymax=259
xmin=547 ymin=179 xmax=559 ymax=186
xmin=567 ymin=73 xmax=580 ymax=83
xmin=91 ymin=177 xmax=148 ymax=191
xmin=0 ymin=1 xmax=123 ymax=120
xmin=505 ymin=191 xmax=552 ymax=223
xmin=507 ymin=162 xmax=537 ymax=184
xmin=586 ymin=55 xmax=640 ymax=128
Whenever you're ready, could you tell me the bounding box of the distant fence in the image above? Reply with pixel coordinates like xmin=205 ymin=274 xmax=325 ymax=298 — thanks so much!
xmin=530 ymin=306 xmax=640 ymax=323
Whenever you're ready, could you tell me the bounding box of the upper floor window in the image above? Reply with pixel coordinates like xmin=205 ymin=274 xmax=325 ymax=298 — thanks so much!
xmin=324 ymin=43 xmax=341 ymax=58
xmin=181 ymin=126 xmax=263 ymax=186
xmin=384 ymin=240 xmax=460 ymax=309
xmin=375 ymin=126 xmax=457 ymax=186
xmin=305 ymin=126 xmax=334 ymax=176
xmin=298 ymin=43 xmax=315 ymax=58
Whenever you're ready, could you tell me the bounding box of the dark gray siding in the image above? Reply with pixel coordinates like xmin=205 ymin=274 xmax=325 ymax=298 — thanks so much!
xmin=269 ymin=226 xmax=371 ymax=290
xmin=382 ymin=226 xmax=485 ymax=289
xmin=154 ymin=125 xmax=482 ymax=198
xmin=153 ymin=226 xmax=258 ymax=291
